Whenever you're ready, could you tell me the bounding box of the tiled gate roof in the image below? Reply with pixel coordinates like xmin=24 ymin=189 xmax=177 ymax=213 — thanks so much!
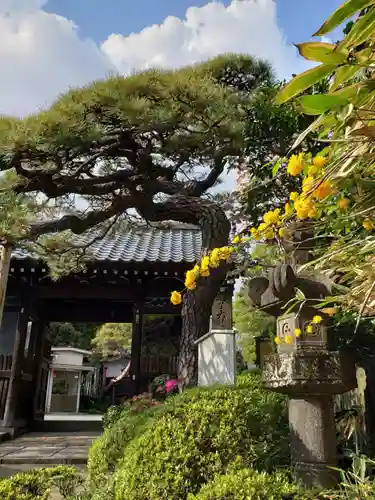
xmin=11 ymin=224 xmax=202 ymax=264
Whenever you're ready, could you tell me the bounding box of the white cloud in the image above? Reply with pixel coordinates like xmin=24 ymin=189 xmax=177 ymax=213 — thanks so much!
xmin=0 ymin=0 xmax=310 ymax=118
xmin=102 ymin=0 xmax=309 ymax=81
xmin=0 ymin=2 xmax=114 ymax=117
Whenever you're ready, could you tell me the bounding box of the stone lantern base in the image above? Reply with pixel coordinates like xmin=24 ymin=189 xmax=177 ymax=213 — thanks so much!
xmin=263 ymin=351 xmax=357 ymax=489
xmin=262 ymin=351 xmax=357 ymax=396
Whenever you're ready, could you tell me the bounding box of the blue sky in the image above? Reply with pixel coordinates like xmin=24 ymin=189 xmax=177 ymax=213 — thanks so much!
xmin=44 ymin=0 xmax=344 ymax=47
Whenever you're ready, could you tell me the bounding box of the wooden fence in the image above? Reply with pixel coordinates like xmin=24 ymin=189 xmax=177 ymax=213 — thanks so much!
xmin=140 ymin=355 xmax=177 ymax=377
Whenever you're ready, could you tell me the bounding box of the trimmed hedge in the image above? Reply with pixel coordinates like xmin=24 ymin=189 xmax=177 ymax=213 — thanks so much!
xmin=87 ymin=404 xmax=163 ymax=487
xmin=112 ymin=373 xmax=289 ymax=499
xmin=0 ymin=465 xmax=82 ymax=500
xmin=187 ymin=468 xmax=303 ymax=500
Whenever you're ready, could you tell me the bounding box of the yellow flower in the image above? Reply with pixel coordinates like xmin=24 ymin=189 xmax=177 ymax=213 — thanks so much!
xmin=250 ymin=228 xmax=261 ymax=241
xmin=263 ymin=208 xmax=281 ymax=225
xmin=313 ymin=156 xmax=327 ymax=169
xmin=312 ymin=315 xmax=323 ymax=324
xmin=363 ymin=219 xmax=374 ymax=231
xmin=308 ymin=164 xmax=320 ymax=176
xmin=258 ymin=222 xmax=269 ymax=233
xmin=264 ymin=229 xmax=274 ymax=240
xmin=295 ymin=197 xmax=313 ymax=220
xmin=192 ymin=264 xmax=200 ymax=275
xmin=337 ymin=198 xmax=349 ymax=210
xmin=284 ymin=335 xmax=293 ymax=345
xmin=232 ymin=235 xmax=241 ymax=244
xmin=170 ymin=291 xmax=182 ymax=305
xmin=294 ymin=328 xmax=302 ymax=337
xmin=274 ymin=337 xmax=282 ymax=345
xmin=209 ymin=248 xmax=221 ymax=268
xmin=290 ymin=192 xmax=299 ymax=202
xmin=278 ymin=227 xmax=286 ymax=238
xmin=307 ymin=207 xmax=317 ymax=219
xmin=302 ymin=176 xmax=315 ymax=193
xmin=306 ymin=325 xmax=313 ymax=334
xmin=313 ymin=180 xmax=334 ymax=200
xmin=201 ymin=256 xmax=210 ymax=270
xmin=284 ymin=202 xmax=292 ymax=216
xmin=200 ymin=268 xmax=210 ymax=277
xmin=287 ymin=153 xmax=304 ymax=176
xmin=321 ymin=307 xmax=337 ymax=317
xmin=218 ymin=246 xmax=234 ymax=260
xmin=185 ymin=269 xmax=198 ymax=288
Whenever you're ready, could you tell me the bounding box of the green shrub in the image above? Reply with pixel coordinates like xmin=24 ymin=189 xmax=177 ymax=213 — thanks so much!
xmin=0 ymin=465 xmax=82 ymax=500
xmin=87 ymin=404 xmax=163 ymax=487
xmin=113 ymin=372 xmax=289 ymax=500
xmin=187 ymin=468 xmax=303 ymax=500
xmin=102 ymin=405 xmax=126 ymax=429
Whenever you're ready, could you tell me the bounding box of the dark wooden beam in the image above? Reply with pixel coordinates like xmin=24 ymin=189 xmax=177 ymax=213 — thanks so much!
xmin=131 ymin=304 xmax=143 ymax=395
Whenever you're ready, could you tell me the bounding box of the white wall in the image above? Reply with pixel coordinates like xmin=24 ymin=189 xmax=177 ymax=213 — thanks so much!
xmin=104 ymin=359 xmax=128 ymax=379
xmin=197 ymin=332 xmax=236 ymax=387
xmin=53 ymin=351 xmax=84 ymax=367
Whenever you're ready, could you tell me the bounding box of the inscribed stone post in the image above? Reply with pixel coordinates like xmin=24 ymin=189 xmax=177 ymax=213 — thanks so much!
xmin=196 ymin=284 xmax=236 ymax=387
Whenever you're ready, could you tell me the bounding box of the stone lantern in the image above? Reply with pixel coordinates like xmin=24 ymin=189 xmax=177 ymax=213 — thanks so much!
xmin=247 ymin=262 xmax=357 ymax=489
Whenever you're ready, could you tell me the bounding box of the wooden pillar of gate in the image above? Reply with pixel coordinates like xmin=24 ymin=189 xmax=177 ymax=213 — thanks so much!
xmin=32 ymin=321 xmax=50 ymax=425
xmin=131 ymin=303 xmax=143 ymax=395
xmin=3 ymin=303 xmax=30 ymax=428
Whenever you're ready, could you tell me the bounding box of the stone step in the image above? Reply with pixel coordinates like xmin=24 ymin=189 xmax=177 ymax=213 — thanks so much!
xmin=0 ymin=432 xmax=99 ymax=467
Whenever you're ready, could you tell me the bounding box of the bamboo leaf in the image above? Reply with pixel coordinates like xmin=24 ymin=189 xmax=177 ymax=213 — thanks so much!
xmin=290 ymin=115 xmax=326 ymax=151
xmin=275 ymin=64 xmax=336 ymax=105
xmin=330 ymin=65 xmax=361 ymax=91
xmin=314 ymin=0 xmax=375 ymax=36
xmin=297 ymin=94 xmax=348 ymax=115
xmin=272 ymin=160 xmax=281 ymax=177
xmin=340 ymin=6 xmax=375 ymax=49
xmin=351 ymin=125 xmax=375 ymax=137
xmin=295 ymin=42 xmax=349 ymax=63
xmin=355 ymin=46 xmax=373 ymax=62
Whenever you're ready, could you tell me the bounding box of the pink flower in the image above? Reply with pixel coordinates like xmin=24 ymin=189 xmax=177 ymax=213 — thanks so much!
xmin=165 ymin=379 xmax=178 ymax=393
xmin=133 ymin=396 xmax=137 ymax=401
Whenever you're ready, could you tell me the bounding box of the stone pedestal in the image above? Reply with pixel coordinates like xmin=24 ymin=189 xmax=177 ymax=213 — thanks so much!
xmin=289 ymin=396 xmax=337 ymax=488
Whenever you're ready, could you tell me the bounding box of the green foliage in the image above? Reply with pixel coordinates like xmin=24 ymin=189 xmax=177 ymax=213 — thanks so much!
xmin=0 ymin=55 xmax=260 ymax=283
xmin=275 ymin=64 xmax=336 ymax=105
xmin=314 ymin=0 xmax=374 ymax=36
xmin=238 ymin=80 xmax=327 ymax=225
xmin=295 ymin=42 xmax=348 ymax=64
xmin=112 ymin=373 xmax=288 ymax=500
xmin=48 ymin=322 xmax=99 ymax=351
xmin=91 ymin=323 xmax=132 ymax=359
xmin=269 ymin=0 xmax=375 ymax=316
xmin=233 ymin=286 xmax=275 ymax=363
xmin=87 ymin=405 xmax=162 ymax=488
xmin=0 ymin=465 xmax=82 ymax=500
xmin=187 ymin=468 xmax=305 ymax=500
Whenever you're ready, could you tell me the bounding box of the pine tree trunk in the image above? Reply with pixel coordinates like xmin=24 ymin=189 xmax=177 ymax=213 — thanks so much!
xmin=177 ymin=201 xmax=231 ymax=388
xmin=139 ymin=194 xmax=231 ymax=388
xmin=178 ymin=271 xmax=227 ymax=387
